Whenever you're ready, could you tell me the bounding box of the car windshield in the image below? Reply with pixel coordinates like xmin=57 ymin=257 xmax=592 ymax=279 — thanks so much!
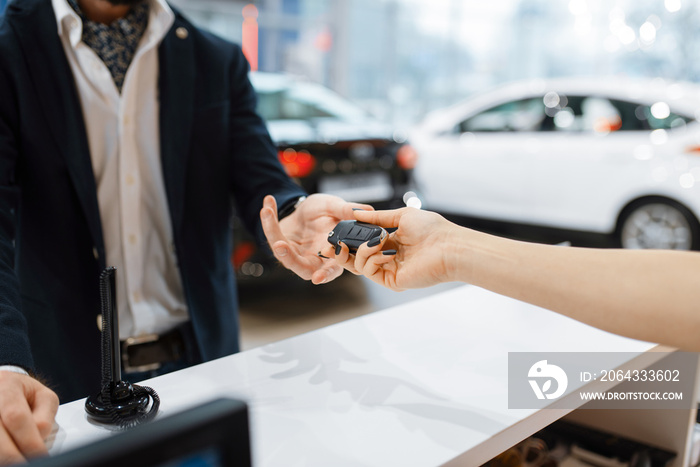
xmin=255 ymin=80 xmax=368 ymax=123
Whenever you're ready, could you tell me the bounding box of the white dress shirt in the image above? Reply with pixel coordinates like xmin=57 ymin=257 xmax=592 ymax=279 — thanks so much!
xmin=51 ymin=0 xmax=190 ymax=338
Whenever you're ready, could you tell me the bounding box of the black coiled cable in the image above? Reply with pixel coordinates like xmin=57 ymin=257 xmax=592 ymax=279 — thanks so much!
xmin=86 ymin=267 xmax=160 ymax=428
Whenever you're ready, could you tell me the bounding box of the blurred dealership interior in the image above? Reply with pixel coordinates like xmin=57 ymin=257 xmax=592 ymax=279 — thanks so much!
xmin=127 ymin=0 xmax=700 ymax=259
xmin=161 ymin=0 xmax=699 ymax=128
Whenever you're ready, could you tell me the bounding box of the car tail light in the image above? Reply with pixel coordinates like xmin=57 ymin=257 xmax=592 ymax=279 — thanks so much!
xmin=278 ymin=148 xmax=316 ymax=178
xmin=684 ymin=145 xmax=700 ymax=155
xmin=593 ymin=116 xmax=622 ymax=133
xmin=232 ymin=241 xmax=256 ymax=270
xmin=396 ymin=144 xmax=418 ymax=170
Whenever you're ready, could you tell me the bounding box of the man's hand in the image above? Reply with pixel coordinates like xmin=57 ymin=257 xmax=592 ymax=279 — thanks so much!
xmin=0 ymin=371 xmax=59 ymax=465
xmin=260 ymin=194 xmax=373 ymax=285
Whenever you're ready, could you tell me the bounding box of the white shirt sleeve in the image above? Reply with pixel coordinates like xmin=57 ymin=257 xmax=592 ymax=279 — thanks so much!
xmin=0 ymin=365 xmax=30 ymax=376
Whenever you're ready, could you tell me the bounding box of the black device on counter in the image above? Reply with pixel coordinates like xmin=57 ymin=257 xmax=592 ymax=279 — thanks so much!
xmin=84 ymin=267 xmax=159 ymax=427
xmin=327 ymin=220 xmax=387 ymax=254
xmin=30 ymin=398 xmax=251 ymax=467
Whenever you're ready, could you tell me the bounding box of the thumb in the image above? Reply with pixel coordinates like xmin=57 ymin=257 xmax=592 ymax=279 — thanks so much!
xmin=261 ymin=195 xmax=278 ymax=219
xmin=27 ymin=380 xmax=59 ymax=440
xmin=354 ymin=208 xmax=406 ymax=229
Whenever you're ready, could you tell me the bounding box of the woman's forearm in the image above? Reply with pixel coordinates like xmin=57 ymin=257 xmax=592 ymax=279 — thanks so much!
xmin=451 ymin=229 xmax=700 ymax=351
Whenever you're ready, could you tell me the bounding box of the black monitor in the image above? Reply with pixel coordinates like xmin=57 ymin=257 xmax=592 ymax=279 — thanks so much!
xmin=30 ymin=398 xmax=251 ymax=467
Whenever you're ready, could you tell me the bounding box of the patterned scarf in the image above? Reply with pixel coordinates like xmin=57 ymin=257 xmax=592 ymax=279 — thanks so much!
xmin=67 ymin=0 xmax=149 ymax=93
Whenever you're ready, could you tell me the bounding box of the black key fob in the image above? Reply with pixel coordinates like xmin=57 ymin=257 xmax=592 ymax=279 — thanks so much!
xmin=328 ymin=220 xmax=387 ymax=254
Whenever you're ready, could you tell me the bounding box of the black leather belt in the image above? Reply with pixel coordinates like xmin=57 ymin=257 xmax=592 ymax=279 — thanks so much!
xmin=121 ymin=326 xmax=187 ymax=374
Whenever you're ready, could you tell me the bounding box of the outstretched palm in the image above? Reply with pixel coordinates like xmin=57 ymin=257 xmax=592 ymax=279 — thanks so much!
xmin=261 ymin=194 xmax=372 ymax=284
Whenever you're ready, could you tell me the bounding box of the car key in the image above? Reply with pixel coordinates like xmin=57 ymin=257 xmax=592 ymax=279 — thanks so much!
xmin=328 ymin=220 xmax=387 ymax=254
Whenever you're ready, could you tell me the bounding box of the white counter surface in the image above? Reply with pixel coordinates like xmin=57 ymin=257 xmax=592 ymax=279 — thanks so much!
xmin=48 ymin=285 xmax=658 ymax=466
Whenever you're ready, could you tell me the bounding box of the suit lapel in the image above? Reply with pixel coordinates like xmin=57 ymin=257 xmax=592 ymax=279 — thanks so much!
xmin=158 ymin=17 xmax=195 ymax=236
xmin=9 ymin=0 xmax=104 ymax=256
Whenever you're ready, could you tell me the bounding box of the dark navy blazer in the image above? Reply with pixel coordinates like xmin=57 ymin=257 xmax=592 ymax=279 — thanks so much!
xmin=0 ymin=0 xmax=305 ymax=401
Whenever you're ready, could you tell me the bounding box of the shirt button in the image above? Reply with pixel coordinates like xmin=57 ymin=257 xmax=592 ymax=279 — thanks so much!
xmin=128 ymin=234 xmax=137 ymax=245
xmin=125 ymin=174 xmax=135 ymax=186
xmin=133 ymin=291 xmax=141 ymax=302
xmin=96 ymin=314 xmax=103 ymax=331
xmin=92 ymin=247 xmax=99 ymax=260
xmin=176 ymin=27 xmax=189 ymax=39
xmin=123 ymin=116 xmax=130 ymax=125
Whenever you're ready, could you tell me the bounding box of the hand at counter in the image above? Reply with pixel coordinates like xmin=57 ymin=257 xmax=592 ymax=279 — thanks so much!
xmin=0 ymin=371 xmax=59 ymax=465
xmin=323 ymin=207 xmax=700 ymax=352
xmin=261 ymin=194 xmax=373 ymax=285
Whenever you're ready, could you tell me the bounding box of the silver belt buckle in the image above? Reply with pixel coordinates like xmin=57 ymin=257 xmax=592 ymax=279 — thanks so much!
xmin=122 ymin=333 xmax=162 ymax=373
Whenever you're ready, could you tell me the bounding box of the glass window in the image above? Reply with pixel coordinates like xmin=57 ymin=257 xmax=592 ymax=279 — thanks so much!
xmin=528 ymin=95 xmax=624 ymax=133
xmin=457 ymin=94 xmax=695 ymax=135
xmin=254 ymin=78 xmax=368 ymax=122
xmin=256 ymin=89 xmax=335 ymax=120
xmin=562 ymin=96 xmax=623 ymax=133
xmin=552 ymin=96 xmax=693 ymax=133
xmin=459 ymin=98 xmax=546 ymax=132
xmin=256 ymin=91 xmax=283 ymax=121
xmin=633 ymin=102 xmax=693 ymax=130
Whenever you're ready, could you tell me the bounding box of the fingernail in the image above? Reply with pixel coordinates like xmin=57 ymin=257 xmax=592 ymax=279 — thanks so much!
xmin=367 ymin=236 xmax=381 ymax=247
xmin=335 ymin=244 xmax=342 ymax=255
xmin=352 ymin=208 xmax=366 ymax=211
xmin=275 ymin=248 xmax=287 ymax=257
xmin=318 ymin=251 xmax=330 ymax=259
xmin=382 ymin=249 xmax=397 ymax=256
xmin=318 ymin=275 xmax=327 ymax=284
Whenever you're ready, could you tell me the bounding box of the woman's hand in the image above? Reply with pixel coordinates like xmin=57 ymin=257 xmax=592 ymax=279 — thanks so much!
xmin=320 ymin=208 xmax=463 ymax=291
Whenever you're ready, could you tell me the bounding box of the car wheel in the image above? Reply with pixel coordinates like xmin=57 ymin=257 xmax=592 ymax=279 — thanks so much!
xmin=618 ymin=200 xmax=700 ymax=250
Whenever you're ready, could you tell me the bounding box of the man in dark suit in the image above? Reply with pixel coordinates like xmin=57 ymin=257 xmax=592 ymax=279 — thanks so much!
xmin=0 ymin=0 xmax=362 ymax=462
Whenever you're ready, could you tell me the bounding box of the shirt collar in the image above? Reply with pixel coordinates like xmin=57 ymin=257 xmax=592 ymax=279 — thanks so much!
xmin=51 ymin=0 xmax=175 ymax=49
xmin=52 ymin=0 xmax=82 ymax=47
xmin=144 ymin=0 xmax=175 ymax=47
